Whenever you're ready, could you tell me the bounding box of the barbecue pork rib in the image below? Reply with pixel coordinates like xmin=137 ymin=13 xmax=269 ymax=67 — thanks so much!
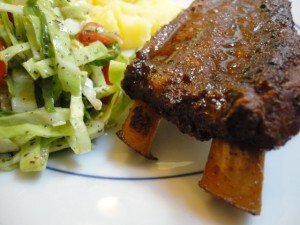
xmin=123 ymin=0 xmax=300 ymax=150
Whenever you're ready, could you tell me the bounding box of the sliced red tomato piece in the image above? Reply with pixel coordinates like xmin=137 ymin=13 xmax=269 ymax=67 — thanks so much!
xmin=76 ymin=31 xmax=116 ymax=46
xmin=77 ymin=22 xmax=116 ymax=46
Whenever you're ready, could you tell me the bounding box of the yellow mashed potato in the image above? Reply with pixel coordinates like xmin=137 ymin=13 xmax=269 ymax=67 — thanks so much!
xmin=89 ymin=0 xmax=182 ymax=49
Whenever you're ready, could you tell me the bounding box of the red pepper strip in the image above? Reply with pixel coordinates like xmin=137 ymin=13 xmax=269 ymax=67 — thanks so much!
xmin=102 ymin=64 xmax=111 ymax=85
xmin=101 ymin=96 xmax=112 ymax=105
xmin=0 ymin=40 xmax=5 ymax=51
xmin=0 ymin=61 xmax=7 ymax=86
xmin=0 ymin=41 xmax=6 ymax=85
xmin=8 ymin=12 xmax=14 ymax=24
xmin=101 ymin=64 xmax=112 ymax=103
xmin=76 ymin=31 xmax=116 ymax=46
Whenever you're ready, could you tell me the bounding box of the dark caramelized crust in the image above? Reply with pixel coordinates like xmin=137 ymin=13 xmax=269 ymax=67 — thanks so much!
xmin=123 ymin=0 xmax=300 ymax=150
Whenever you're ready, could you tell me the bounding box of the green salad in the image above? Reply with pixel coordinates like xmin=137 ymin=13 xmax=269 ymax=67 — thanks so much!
xmin=0 ymin=0 xmax=131 ymax=172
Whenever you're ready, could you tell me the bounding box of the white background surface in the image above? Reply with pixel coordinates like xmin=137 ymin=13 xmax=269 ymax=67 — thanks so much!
xmin=1 ymin=1 xmax=300 ymax=225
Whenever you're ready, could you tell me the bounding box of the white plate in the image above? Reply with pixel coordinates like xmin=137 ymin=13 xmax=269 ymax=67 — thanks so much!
xmin=1 ymin=1 xmax=300 ymax=225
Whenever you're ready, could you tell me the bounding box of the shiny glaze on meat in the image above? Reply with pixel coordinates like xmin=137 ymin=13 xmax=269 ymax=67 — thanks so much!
xmin=123 ymin=0 xmax=300 ymax=150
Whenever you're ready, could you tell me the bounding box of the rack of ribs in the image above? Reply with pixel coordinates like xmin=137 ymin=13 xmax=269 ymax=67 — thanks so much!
xmin=119 ymin=0 xmax=300 ymax=214
xmin=122 ymin=0 xmax=300 ymax=151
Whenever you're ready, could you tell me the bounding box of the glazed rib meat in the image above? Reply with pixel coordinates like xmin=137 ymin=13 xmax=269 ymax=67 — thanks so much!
xmin=123 ymin=0 xmax=300 ymax=150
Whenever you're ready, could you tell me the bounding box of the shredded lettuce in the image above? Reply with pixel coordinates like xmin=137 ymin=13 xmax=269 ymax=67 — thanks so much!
xmin=0 ymin=2 xmax=24 ymax=15
xmin=69 ymin=95 xmax=91 ymax=154
xmin=83 ymin=78 xmax=102 ymax=110
xmin=109 ymin=60 xmax=127 ymax=87
xmin=0 ymin=0 xmax=131 ymax=172
xmin=23 ymin=15 xmax=43 ymax=60
xmin=0 ymin=139 xmax=19 ymax=153
xmin=0 ymin=123 xmax=73 ymax=139
xmin=0 ymin=108 xmax=69 ymax=126
xmin=0 ymin=42 xmax=30 ymax=61
xmin=73 ymin=41 xmax=108 ymax=66
xmin=0 ymin=152 xmax=21 ymax=171
xmin=19 ymin=137 xmax=49 ymax=172
xmin=11 ymin=69 xmax=37 ymax=112
xmin=61 ymin=5 xmax=90 ymax=20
